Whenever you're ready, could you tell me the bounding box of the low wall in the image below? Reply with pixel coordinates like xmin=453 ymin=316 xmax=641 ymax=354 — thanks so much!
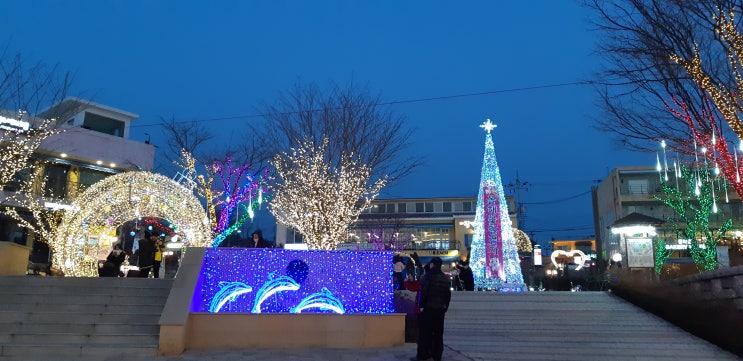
xmin=666 ymin=265 xmax=743 ymax=309
xmin=0 ymin=242 xmax=30 ymax=275
xmin=159 ymin=247 xmax=404 ymax=356
xmin=187 ymin=313 xmax=404 ymax=349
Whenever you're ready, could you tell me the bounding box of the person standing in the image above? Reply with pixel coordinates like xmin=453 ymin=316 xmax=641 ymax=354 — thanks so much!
xmin=135 ymin=232 xmax=156 ymax=278
xmin=152 ymin=236 xmax=164 ymax=278
xmin=393 ymin=255 xmax=406 ymax=290
xmin=412 ymin=257 xmax=451 ymax=361
xmin=250 ymin=229 xmax=271 ymax=248
xmin=457 ymin=260 xmax=475 ymax=291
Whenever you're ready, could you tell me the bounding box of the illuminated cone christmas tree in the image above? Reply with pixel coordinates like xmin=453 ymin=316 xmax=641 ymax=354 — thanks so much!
xmin=470 ymin=119 xmax=524 ymax=291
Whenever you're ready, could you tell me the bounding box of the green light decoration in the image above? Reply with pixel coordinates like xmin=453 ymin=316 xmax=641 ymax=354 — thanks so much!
xmin=655 ymin=164 xmax=733 ymax=272
xmin=653 ymin=238 xmax=673 ymax=275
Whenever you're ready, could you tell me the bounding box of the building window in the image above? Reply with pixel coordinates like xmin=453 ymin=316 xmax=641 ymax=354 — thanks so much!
xmin=415 ymin=203 xmax=424 ymax=213
xmin=397 ymin=203 xmax=407 ymax=213
xmin=407 ymin=203 xmax=416 ymax=213
xmin=627 ymin=179 xmax=649 ymax=195
xmin=83 ymin=112 xmax=125 ymax=138
xmin=454 ymin=202 xmax=463 ymax=212
xmin=78 ymin=168 xmax=108 ymax=193
xmin=425 ymin=203 xmax=434 ymax=212
xmin=443 ymin=202 xmax=452 ymax=212
xmin=44 ymin=163 xmax=69 ymax=198
xmin=3 ymin=168 xmax=31 ymax=192
xmin=463 ymin=202 xmax=472 ymax=212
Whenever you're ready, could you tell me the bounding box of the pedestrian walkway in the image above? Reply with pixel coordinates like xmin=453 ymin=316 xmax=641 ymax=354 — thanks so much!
xmin=4 ymin=291 xmax=739 ymax=361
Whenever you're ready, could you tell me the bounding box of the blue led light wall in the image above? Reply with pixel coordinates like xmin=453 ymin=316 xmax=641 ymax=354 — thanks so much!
xmin=191 ymin=248 xmax=395 ymax=314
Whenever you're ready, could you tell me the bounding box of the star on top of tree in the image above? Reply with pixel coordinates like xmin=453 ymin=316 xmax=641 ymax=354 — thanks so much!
xmin=480 ymin=119 xmax=497 ymax=133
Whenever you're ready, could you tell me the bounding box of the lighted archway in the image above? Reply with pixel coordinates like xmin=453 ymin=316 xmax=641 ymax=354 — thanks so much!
xmin=53 ymin=171 xmax=211 ymax=276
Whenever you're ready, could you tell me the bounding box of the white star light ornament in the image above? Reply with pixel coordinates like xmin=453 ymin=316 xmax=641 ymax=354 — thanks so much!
xmin=480 ymin=119 xmax=497 ymax=133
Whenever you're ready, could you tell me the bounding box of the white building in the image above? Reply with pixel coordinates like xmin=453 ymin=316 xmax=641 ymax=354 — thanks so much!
xmin=0 ymin=98 xmax=154 ymax=270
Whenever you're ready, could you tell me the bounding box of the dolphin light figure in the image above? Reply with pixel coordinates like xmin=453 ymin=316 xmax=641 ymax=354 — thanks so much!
xmin=209 ymin=281 xmax=253 ymax=313
xmin=291 ymin=287 xmax=345 ymax=314
xmin=251 ymin=274 xmax=301 ymax=313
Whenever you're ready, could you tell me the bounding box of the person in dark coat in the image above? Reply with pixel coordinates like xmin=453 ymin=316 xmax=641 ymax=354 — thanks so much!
xmin=135 ymin=232 xmax=157 ymax=277
xmin=457 ymin=260 xmax=475 ymax=291
xmin=412 ymin=257 xmax=451 ymax=361
xmin=249 ymin=229 xmax=271 ymax=248
xmin=99 ymin=243 xmax=126 ymax=277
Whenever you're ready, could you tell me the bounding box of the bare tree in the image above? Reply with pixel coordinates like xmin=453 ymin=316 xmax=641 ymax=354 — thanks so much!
xmin=0 ymin=47 xmax=79 ymax=190
xmin=253 ymin=79 xmax=420 ymax=185
xmin=586 ymin=0 xmax=738 ymax=150
xmin=159 ymin=116 xmax=263 ymax=178
xmin=0 ymin=45 xmax=74 ymax=116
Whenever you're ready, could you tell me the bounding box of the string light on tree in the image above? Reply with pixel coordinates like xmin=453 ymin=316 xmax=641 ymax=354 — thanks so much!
xmin=174 ymin=150 xmax=274 ymax=247
xmin=0 ymin=111 xmax=61 ymax=190
xmin=270 ymin=137 xmax=387 ymax=250
xmin=655 ymin=141 xmax=733 ymax=272
xmin=662 ymin=96 xmax=743 ymax=199
xmin=470 ymin=119 xmax=525 ymax=291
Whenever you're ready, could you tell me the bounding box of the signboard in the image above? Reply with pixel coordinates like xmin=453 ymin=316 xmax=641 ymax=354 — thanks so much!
xmin=533 ymin=247 xmax=542 ymax=266
xmin=483 ymin=187 xmax=504 ymax=279
xmin=717 ymin=246 xmax=730 ymax=268
xmin=0 ymin=115 xmax=30 ymax=131
xmin=626 ymin=238 xmax=653 ymax=268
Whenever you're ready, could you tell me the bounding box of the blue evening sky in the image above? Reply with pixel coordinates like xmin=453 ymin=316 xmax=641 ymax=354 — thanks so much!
xmin=2 ymin=1 xmax=650 ymax=244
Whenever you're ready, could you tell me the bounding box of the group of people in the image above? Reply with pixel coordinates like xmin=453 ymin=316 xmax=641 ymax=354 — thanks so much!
xmin=99 ymin=229 xmax=271 ymax=278
xmin=99 ymin=231 xmax=164 ymax=278
xmin=134 ymin=231 xmax=165 ymax=278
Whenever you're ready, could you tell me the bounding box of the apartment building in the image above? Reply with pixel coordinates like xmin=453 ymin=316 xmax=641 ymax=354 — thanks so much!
xmin=592 ymin=166 xmax=743 ymax=274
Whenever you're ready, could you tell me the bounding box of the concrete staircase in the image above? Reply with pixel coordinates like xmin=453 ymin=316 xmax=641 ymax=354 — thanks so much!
xmin=0 ymin=276 xmax=173 ymax=360
xmin=443 ymin=291 xmax=738 ymax=360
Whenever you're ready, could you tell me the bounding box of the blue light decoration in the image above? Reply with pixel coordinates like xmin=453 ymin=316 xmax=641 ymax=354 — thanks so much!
xmin=192 ymin=248 xmax=395 ymax=314
xmin=208 ymin=281 xmax=253 ymax=313
xmin=470 ymin=119 xmax=525 ymax=292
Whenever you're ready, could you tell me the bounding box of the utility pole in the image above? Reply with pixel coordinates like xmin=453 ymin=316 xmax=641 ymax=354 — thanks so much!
xmin=505 ymin=172 xmax=530 ymax=229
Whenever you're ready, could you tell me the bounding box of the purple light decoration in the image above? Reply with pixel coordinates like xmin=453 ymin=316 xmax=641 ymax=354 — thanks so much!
xmin=209 ymin=157 xmax=274 ymax=247
xmin=192 ymin=248 xmax=395 ymax=314
xmin=483 ymin=187 xmax=504 ymax=280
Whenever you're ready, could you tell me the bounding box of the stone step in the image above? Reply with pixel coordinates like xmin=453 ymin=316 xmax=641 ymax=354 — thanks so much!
xmin=0 ymin=302 xmax=165 ymax=314
xmin=0 ymin=293 xmax=167 ymax=305
xmin=0 ymin=342 xmax=157 ymax=359
xmin=0 ymin=321 xmax=159 ymax=334
xmin=0 ymin=311 xmax=157 ymax=324
xmin=1 ymin=332 xmax=158 ymax=347
xmin=0 ymin=332 xmax=158 ymax=345
xmin=0 ymin=276 xmax=172 ymax=287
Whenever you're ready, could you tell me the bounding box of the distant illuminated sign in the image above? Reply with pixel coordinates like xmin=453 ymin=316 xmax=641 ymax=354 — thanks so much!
xmin=533 ymin=247 xmax=542 ymax=266
xmin=0 ymin=115 xmax=30 ymax=131
xmin=551 ymin=249 xmax=587 ymax=270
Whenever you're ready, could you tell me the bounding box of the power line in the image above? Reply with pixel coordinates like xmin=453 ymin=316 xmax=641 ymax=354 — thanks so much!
xmin=522 ymin=190 xmax=590 ymax=205
xmin=129 ymin=80 xmax=594 ymax=129
xmin=528 ymin=225 xmax=594 ymax=233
